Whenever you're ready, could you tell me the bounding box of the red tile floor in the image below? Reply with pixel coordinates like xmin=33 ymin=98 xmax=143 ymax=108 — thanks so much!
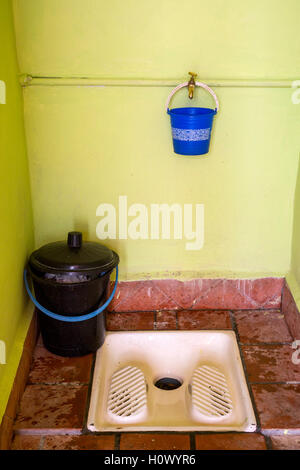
xmin=11 ymin=309 xmax=300 ymax=450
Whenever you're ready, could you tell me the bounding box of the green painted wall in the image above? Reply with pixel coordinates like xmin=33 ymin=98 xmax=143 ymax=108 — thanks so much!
xmin=21 ymin=85 xmax=299 ymax=279
xmin=0 ymin=0 xmax=34 ymax=423
xmin=291 ymin=158 xmax=300 ymax=282
xmin=286 ymin=155 xmax=300 ymax=308
xmin=13 ymin=0 xmax=300 ymax=280
xmin=12 ymin=0 xmax=300 ymax=79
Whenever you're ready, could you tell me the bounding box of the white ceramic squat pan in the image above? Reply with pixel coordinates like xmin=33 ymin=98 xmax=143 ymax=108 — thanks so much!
xmin=88 ymin=330 xmax=257 ymax=432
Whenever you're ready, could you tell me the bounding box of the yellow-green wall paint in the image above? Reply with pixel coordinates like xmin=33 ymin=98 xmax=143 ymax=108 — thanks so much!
xmin=0 ymin=0 xmax=34 ymax=423
xmin=22 ymin=85 xmax=299 ymax=279
xmin=286 ymin=155 xmax=300 ymax=310
xmin=13 ymin=0 xmax=300 ymax=79
xmin=12 ymin=0 xmax=300 ymax=279
xmin=291 ymin=158 xmax=300 ymax=282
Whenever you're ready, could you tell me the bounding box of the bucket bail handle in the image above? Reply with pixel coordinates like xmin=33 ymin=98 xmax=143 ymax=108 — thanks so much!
xmin=24 ymin=265 xmax=119 ymax=322
xmin=166 ymin=81 xmax=219 ymax=113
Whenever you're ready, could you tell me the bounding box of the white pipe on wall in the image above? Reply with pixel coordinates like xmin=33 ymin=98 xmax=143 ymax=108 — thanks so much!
xmin=19 ymin=74 xmax=294 ymax=88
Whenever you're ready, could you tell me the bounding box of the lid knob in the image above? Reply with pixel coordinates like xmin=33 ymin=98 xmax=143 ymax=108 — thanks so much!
xmin=67 ymin=231 xmax=82 ymax=249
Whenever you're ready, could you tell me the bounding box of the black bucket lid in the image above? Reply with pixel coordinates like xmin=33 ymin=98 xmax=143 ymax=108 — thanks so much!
xmin=29 ymin=231 xmax=119 ymax=275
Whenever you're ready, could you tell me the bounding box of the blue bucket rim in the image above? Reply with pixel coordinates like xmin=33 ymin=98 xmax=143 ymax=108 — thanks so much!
xmin=167 ymin=106 xmax=217 ymax=116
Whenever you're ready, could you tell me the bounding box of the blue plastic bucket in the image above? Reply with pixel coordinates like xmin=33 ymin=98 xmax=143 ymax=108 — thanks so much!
xmin=166 ymin=81 xmax=219 ymax=156
xmin=167 ymin=107 xmax=216 ymax=155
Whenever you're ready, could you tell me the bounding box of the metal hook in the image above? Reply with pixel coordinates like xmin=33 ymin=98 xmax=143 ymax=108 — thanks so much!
xmin=188 ymin=72 xmax=197 ymax=99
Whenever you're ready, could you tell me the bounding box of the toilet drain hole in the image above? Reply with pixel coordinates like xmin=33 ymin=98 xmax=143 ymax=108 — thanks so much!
xmin=154 ymin=377 xmax=182 ymax=390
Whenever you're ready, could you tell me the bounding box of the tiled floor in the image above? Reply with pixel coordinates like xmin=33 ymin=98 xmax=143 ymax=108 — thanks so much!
xmin=11 ymin=308 xmax=300 ymax=450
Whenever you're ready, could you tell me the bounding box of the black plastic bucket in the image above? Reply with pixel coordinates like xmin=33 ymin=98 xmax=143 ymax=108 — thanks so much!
xmin=26 ymin=232 xmax=119 ymax=357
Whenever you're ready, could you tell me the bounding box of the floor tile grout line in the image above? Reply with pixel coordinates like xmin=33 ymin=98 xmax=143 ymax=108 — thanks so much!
xmin=280 ymin=280 xmax=285 ymax=314
xmin=189 ymin=433 xmax=195 ymax=450
xmin=261 ymin=430 xmax=300 ymax=437
xmin=27 ymin=382 xmax=91 ymax=386
xmin=14 ymin=429 xmax=84 ymax=437
xmin=39 ymin=435 xmax=45 ymax=451
xmin=13 ymin=429 xmax=300 ymax=437
xmin=108 ymin=307 xmax=282 ymax=315
xmin=81 ymin=352 xmax=97 ymax=435
xmin=115 ymin=433 xmax=121 ymax=450
xmin=240 ymin=342 xmax=294 ymax=346
xmin=229 ymin=311 xmax=262 ymax=432
xmin=229 ymin=310 xmax=240 ymax=343
xmin=281 ymin=297 xmax=296 ymax=342
xmin=250 ymin=381 xmax=300 ymax=385
xmin=264 ymin=435 xmax=273 ymax=450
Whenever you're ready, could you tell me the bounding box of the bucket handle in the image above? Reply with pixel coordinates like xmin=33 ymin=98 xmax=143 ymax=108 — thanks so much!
xmin=24 ymin=265 xmax=119 ymax=323
xmin=166 ymin=81 xmax=219 ymax=113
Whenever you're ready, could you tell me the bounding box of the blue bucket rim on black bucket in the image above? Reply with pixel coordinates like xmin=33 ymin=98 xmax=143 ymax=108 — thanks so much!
xmin=24 ymin=265 xmax=118 ymax=322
